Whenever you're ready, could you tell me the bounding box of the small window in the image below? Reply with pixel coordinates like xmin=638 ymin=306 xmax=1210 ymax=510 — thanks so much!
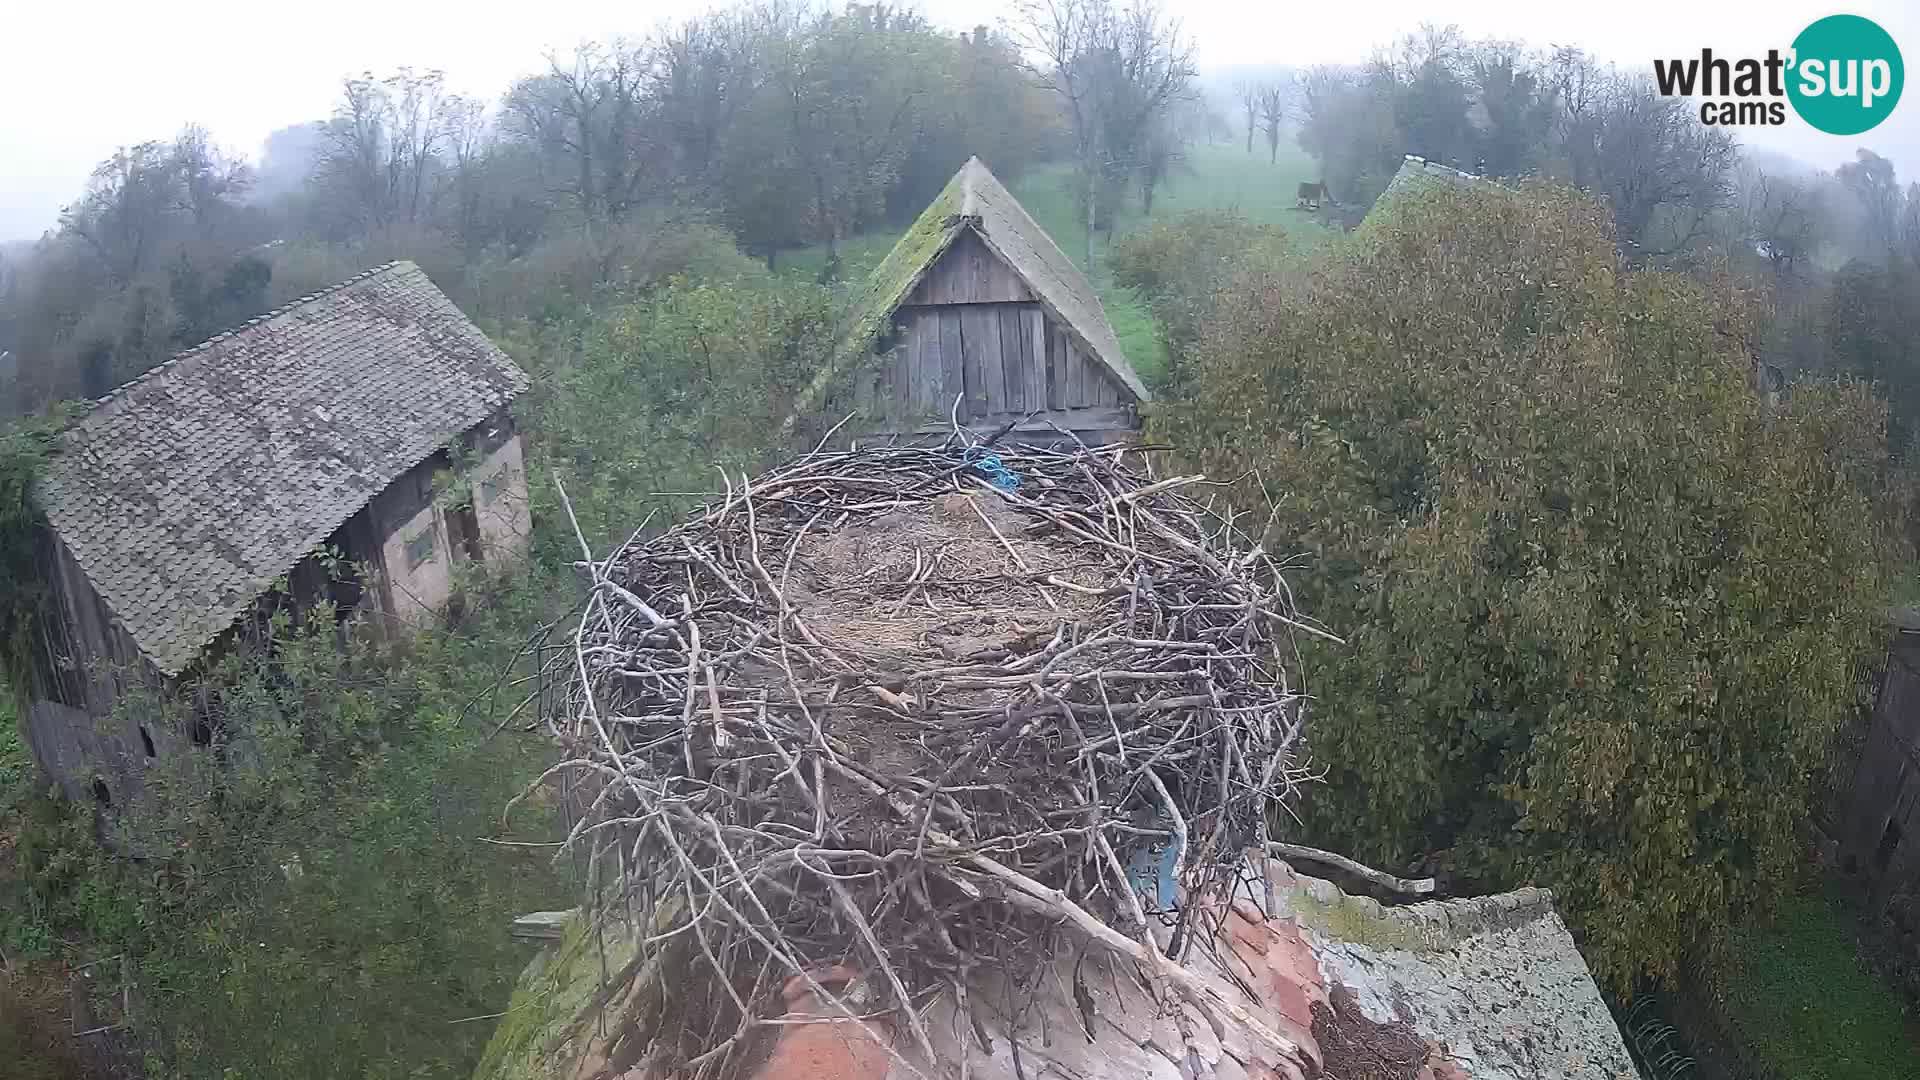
xmin=139 ymin=725 xmax=156 ymax=759
xmin=405 ymin=529 xmax=437 ymax=570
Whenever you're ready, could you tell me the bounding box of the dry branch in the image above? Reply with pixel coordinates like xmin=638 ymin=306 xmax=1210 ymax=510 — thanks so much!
xmin=535 ymin=440 xmax=1321 ymax=1078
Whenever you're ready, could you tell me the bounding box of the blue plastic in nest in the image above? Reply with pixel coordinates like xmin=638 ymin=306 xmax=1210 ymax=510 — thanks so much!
xmin=962 ymin=446 xmax=1022 ymax=493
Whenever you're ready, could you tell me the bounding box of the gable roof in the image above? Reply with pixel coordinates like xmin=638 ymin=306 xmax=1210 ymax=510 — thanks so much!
xmin=838 ymin=156 xmax=1148 ymax=405
xmin=37 ymin=261 xmax=529 ymax=677
xmin=1365 ymin=154 xmax=1505 ymax=226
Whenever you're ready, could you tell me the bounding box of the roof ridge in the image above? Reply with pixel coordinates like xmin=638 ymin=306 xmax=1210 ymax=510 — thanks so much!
xmin=958 ymin=156 xmax=985 ymax=221
xmin=76 ymin=260 xmax=412 ymax=414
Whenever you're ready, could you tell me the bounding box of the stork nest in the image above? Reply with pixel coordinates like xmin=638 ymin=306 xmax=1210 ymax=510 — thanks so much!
xmin=534 ymin=439 xmax=1327 ymax=1078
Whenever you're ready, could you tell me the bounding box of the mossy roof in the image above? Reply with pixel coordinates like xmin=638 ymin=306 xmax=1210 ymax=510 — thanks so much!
xmin=797 ymin=157 xmax=1147 ymax=421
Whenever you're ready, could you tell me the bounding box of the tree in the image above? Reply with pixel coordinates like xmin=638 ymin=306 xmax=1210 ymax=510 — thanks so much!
xmin=1294 ymin=65 xmax=1401 ymax=207
xmin=1255 ymin=81 xmax=1285 ymax=164
xmin=1468 ymin=41 xmax=1556 ymax=176
xmin=1013 ymin=0 xmax=1195 ymax=265
xmin=1153 ymin=181 xmax=1895 ymax=989
xmin=60 ymin=142 xmax=182 ymax=287
xmin=504 ymin=47 xmax=655 ymax=228
xmin=1234 ymin=79 xmax=1258 ymax=155
xmin=1736 ymin=165 xmax=1825 ymax=278
xmin=1559 ymin=69 xmax=1737 ymax=262
xmin=1384 ymin=24 xmax=1474 ymax=167
xmin=313 ymin=69 xmax=468 ymax=237
xmin=1838 ymin=149 xmax=1904 ymax=257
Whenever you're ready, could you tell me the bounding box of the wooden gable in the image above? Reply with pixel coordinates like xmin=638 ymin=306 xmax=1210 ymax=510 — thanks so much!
xmin=903 ymin=231 xmax=1035 ymax=306
xmin=855 ymin=227 xmax=1134 ymax=441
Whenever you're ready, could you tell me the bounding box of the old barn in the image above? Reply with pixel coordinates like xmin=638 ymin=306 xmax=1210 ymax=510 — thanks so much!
xmin=837 ymin=157 xmax=1148 ymax=445
xmin=14 ymin=261 xmax=533 ymax=809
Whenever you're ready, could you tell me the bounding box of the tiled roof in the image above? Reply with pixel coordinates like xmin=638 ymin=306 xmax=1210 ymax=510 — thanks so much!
xmin=480 ymin=859 xmax=1636 ymax=1080
xmin=1365 ymin=154 xmax=1506 ymax=226
xmin=37 ymin=261 xmax=529 ymax=677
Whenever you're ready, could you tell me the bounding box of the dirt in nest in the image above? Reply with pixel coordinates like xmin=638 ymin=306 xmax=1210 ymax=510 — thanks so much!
xmin=1310 ymin=985 xmax=1435 ymax=1080
xmin=786 ymin=491 xmax=1101 ymax=665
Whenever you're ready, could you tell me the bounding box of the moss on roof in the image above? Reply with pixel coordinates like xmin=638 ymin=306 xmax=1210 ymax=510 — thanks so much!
xmin=786 ymin=156 xmax=1147 ymax=434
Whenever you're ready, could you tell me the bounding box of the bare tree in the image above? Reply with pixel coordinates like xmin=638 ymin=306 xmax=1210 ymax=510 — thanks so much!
xmin=504 ymin=45 xmax=656 ymax=227
xmin=1012 ymin=0 xmax=1194 ymax=265
xmin=170 ymin=126 xmax=251 ymax=238
xmin=61 ymin=142 xmax=182 ymax=286
xmin=1738 ymin=165 xmax=1824 ymax=277
xmin=1559 ymin=71 xmax=1736 ymax=261
xmin=313 ymin=69 xmax=465 ymax=236
xmin=1234 ymin=79 xmax=1258 ymax=155
xmin=1255 ymin=82 xmax=1286 ymax=164
xmin=1838 ymin=148 xmax=1903 ymax=257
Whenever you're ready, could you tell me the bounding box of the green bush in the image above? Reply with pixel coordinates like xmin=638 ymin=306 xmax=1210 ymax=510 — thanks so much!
xmin=510 ymin=273 xmax=839 ymax=554
xmin=1 ymin=578 xmax=575 ymax=1080
xmin=1108 ymin=209 xmax=1296 ymax=392
xmin=1156 ymin=181 xmax=1898 ymax=989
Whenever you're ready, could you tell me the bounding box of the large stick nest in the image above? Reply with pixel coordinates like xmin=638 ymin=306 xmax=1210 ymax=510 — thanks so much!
xmin=537 ymin=439 xmax=1327 ymax=1078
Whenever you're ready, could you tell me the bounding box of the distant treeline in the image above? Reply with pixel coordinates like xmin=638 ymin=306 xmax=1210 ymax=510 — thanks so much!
xmin=0 ymin=4 xmax=1073 ymax=411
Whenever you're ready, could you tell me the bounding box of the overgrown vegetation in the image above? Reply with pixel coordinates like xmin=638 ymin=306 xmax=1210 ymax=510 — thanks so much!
xmin=1149 ymin=181 xmax=1899 ymax=989
xmin=1 ymin=579 xmax=576 ymax=1079
xmin=1715 ymin=885 xmax=1920 ymax=1080
xmin=0 ymin=416 xmax=62 ymax=683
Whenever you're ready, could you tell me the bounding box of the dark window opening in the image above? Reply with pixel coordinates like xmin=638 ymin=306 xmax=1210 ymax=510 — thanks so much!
xmin=91 ymin=778 xmax=112 ymax=806
xmin=190 ymin=687 xmax=220 ymax=747
xmin=1875 ymin=821 xmax=1903 ymax=873
xmin=139 ymin=725 xmax=156 ymax=758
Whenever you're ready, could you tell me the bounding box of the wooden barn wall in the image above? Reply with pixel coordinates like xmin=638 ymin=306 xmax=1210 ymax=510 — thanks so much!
xmin=903 ymin=231 xmax=1035 ymax=306
xmin=1843 ymin=627 xmax=1920 ymax=908
xmin=18 ymin=529 xmax=171 ymax=805
xmin=857 ymin=303 xmax=1129 ymax=428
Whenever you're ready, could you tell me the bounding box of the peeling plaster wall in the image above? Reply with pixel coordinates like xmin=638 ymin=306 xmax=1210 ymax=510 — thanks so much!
xmin=465 ymin=410 xmax=531 ymax=564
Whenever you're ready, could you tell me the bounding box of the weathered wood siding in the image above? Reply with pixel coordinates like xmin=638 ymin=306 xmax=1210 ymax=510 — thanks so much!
xmin=15 ymin=409 xmax=536 ymax=810
xmin=851 ymin=233 xmax=1137 ymax=446
xmin=858 ymin=303 xmax=1130 ymax=426
xmin=1842 ymin=625 xmax=1920 ymax=909
xmin=902 ymin=231 xmax=1034 ymax=306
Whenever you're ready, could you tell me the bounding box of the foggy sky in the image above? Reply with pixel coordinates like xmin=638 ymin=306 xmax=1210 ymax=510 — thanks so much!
xmin=4 ymin=0 xmax=1917 ymax=243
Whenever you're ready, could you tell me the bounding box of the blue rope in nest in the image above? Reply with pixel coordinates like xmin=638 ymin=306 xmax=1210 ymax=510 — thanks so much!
xmin=962 ymin=446 xmax=1022 ymax=493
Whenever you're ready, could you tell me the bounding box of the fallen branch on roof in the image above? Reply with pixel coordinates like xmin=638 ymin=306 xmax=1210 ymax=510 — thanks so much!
xmin=1268 ymin=842 xmax=1438 ymax=898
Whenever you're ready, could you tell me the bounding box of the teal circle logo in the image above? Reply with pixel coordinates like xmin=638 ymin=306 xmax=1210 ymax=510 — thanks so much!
xmin=1787 ymin=15 xmax=1903 ymax=135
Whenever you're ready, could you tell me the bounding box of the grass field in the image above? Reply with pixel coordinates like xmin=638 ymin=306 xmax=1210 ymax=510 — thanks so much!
xmin=1714 ymin=885 xmax=1920 ymax=1079
xmin=787 ymin=140 xmax=1329 ymax=386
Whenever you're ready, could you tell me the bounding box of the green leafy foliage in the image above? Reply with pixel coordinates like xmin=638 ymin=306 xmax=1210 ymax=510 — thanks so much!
xmin=0 ymin=582 xmax=573 ymax=1080
xmin=511 ymin=272 xmax=839 ymax=553
xmin=1155 ymin=182 xmax=1898 ymax=989
xmin=1109 ymin=209 xmax=1297 ymax=391
xmin=0 ymin=414 xmax=70 ymax=688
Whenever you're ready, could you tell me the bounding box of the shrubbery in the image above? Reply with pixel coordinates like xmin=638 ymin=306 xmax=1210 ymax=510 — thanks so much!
xmin=1151 ymin=182 xmax=1899 ymax=988
xmin=2 ymin=573 xmax=576 ymax=1079
xmin=510 ymin=271 xmax=839 ymax=552
xmin=1108 ymin=209 xmax=1295 ymax=391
